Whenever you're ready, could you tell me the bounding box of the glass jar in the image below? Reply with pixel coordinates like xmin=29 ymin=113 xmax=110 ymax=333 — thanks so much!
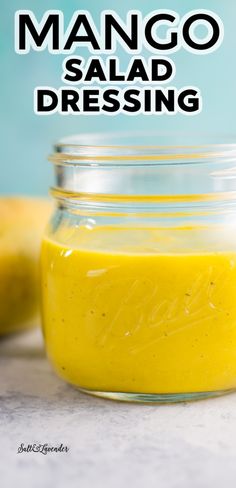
xmin=41 ymin=133 xmax=236 ymax=403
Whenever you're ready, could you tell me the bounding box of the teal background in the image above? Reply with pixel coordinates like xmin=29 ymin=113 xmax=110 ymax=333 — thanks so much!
xmin=1 ymin=0 xmax=235 ymax=196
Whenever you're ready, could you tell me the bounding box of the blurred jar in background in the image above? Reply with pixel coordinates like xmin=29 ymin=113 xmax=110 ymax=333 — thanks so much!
xmin=0 ymin=197 xmax=52 ymax=336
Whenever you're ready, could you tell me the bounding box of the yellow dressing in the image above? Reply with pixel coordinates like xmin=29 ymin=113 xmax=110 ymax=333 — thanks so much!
xmin=41 ymin=226 xmax=236 ymax=394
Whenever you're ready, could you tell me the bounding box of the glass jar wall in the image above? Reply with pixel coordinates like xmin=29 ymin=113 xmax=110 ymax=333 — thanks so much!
xmin=40 ymin=134 xmax=236 ymax=402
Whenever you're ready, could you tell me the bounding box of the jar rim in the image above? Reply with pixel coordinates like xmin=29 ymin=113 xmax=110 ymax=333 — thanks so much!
xmin=51 ymin=132 xmax=236 ymax=165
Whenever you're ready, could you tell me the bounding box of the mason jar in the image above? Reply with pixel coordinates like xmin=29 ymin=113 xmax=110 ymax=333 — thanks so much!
xmin=40 ymin=133 xmax=236 ymax=403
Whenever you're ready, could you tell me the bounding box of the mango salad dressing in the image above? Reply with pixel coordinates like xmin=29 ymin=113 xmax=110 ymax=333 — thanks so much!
xmin=41 ymin=224 xmax=236 ymax=394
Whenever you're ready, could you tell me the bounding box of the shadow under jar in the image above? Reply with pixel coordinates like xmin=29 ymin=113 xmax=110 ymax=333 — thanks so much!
xmin=40 ymin=133 xmax=236 ymax=403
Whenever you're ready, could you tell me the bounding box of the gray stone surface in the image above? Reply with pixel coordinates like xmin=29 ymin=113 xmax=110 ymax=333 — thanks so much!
xmin=1 ymin=328 xmax=236 ymax=488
